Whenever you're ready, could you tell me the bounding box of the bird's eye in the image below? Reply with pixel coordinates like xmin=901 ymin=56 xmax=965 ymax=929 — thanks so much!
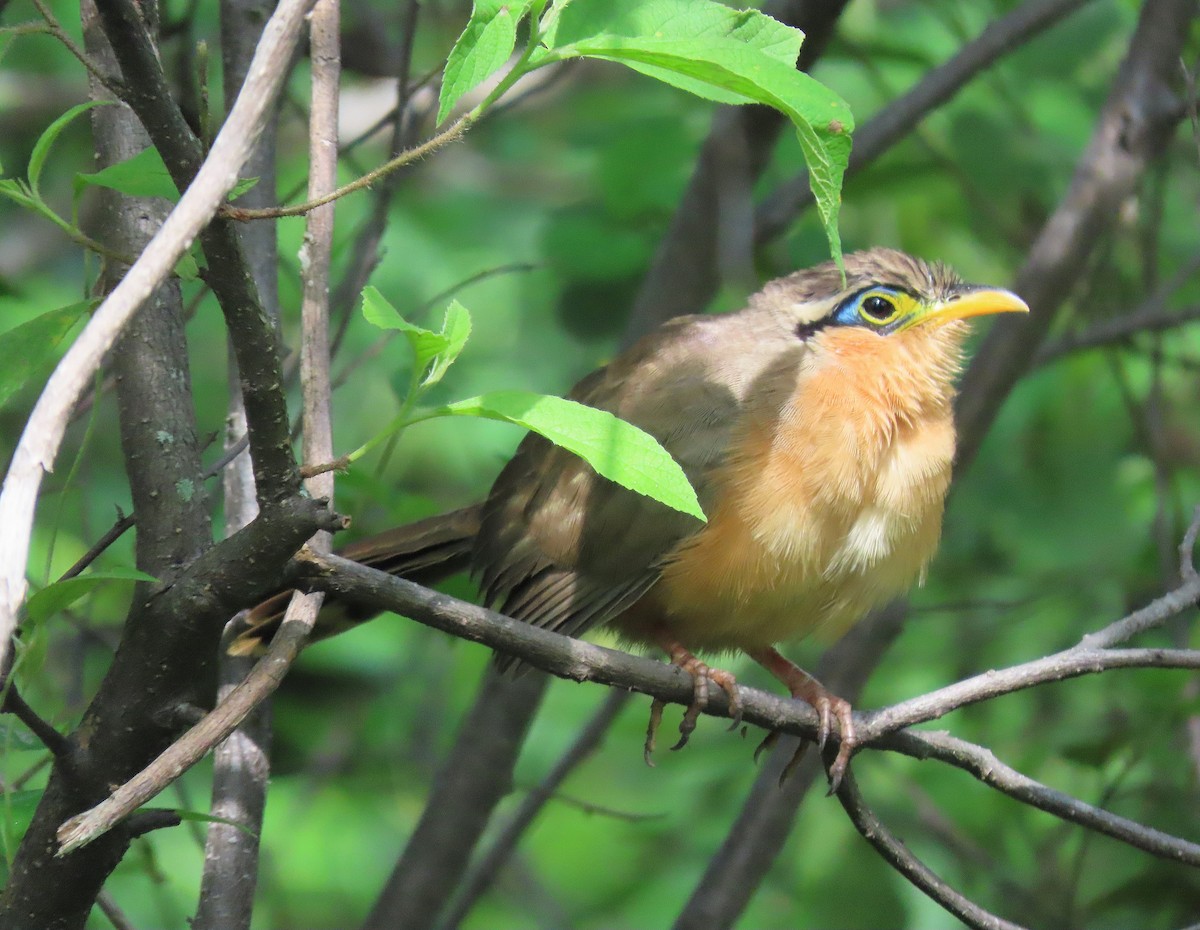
xmin=860 ymin=294 xmax=897 ymax=324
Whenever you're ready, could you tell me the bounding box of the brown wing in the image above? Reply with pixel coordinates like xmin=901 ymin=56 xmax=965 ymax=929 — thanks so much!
xmin=476 ymin=314 xmax=751 ymax=653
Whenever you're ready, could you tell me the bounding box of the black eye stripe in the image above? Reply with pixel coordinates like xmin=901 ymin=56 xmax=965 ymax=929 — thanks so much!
xmin=795 ymin=320 xmax=826 ymax=340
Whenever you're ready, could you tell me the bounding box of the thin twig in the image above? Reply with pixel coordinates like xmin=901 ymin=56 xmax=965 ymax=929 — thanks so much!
xmin=862 ymin=641 xmax=1200 ymax=738
xmin=1 ymin=686 xmax=72 ymax=761
xmin=1035 ymin=255 xmax=1200 ymax=365
xmin=879 ymin=728 xmax=1200 ymax=866
xmin=57 ymin=511 xmax=136 ymax=582
xmin=95 ymin=890 xmax=137 ymax=930
xmin=833 ymin=771 xmax=1029 ymax=930
xmin=30 ymin=0 xmax=123 ymax=95
xmin=54 ymin=584 xmax=330 ymax=855
xmin=223 ymin=114 xmax=471 ymax=221
xmin=1179 ymin=505 xmax=1200 ymax=584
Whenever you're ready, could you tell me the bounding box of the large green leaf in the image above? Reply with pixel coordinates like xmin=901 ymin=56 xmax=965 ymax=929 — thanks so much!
xmin=361 ymin=287 xmax=472 ymax=388
xmin=536 ymin=0 xmax=852 ymax=267
xmin=436 ymin=390 xmax=705 ymax=520
xmin=0 ymin=302 xmax=91 ymax=411
xmin=438 ymin=1 xmax=534 ymax=124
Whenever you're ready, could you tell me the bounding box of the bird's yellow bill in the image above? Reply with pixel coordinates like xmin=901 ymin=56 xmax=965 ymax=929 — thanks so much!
xmin=909 ymin=288 xmax=1030 ymax=329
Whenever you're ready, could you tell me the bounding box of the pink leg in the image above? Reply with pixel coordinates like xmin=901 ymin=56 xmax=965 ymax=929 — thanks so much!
xmin=644 ymin=634 xmax=742 ymax=765
xmin=747 ymin=646 xmax=856 ymax=792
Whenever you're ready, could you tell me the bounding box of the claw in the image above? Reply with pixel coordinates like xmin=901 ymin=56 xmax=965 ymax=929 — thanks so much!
xmin=779 ymin=741 xmax=810 ymax=786
xmin=753 ymin=729 xmax=779 ymax=764
xmin=644 ymin=698 xmax=665 ymax=766
xmin=645 ymin=634 xmax=741 ymax=760
xmin=747 ymin=646 xmax=858 ymax=792
xmin=824 ymin=698 xmax=856 ymax=794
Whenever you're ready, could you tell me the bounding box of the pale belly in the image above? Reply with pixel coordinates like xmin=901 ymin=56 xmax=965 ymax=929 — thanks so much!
xmin=616 ymin=414 xmax=955 ymax=653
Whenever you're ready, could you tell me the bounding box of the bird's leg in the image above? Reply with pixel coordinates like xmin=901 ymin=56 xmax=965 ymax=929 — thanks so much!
xmin=746 ymin=646 xmax=856 ymax=792
xmin=644 ymin=634 xmax=741 ymax=765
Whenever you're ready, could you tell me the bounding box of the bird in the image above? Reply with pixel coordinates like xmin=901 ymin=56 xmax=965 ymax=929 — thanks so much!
xmin=231 ymin=248 xmax=1029 ymax=790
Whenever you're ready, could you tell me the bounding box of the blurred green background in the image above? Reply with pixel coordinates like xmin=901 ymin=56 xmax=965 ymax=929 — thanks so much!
xmin=2 ymin=0 xmax=1199 ymax=927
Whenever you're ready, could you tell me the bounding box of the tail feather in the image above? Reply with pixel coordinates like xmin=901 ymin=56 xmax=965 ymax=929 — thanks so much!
xmin=226 ymin=505 xmax=482 ymax=656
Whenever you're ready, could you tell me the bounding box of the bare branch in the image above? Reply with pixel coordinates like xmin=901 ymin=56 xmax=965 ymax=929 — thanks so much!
xmin=880 ymin=728 xmax=1200 ymax=867
xmin=863 ymin=640 xmax=1200 ymax=737
xmin=1180 ymin=505 xmax=1200 ymax=585
xmin=0 ymin=686 xmax=72 ymax=762
xmin=55 ymin=583 xmax=330 ymax=856
xmin=1034 ymin=254 xmax=1200 ymax=365
xmin=301 ymin=552 xmax=1200 ymax=757
xmin=195 ymin=0 xmax=286 ymax=920
xmin=833 ymin=771 xmax=1029 ymax=930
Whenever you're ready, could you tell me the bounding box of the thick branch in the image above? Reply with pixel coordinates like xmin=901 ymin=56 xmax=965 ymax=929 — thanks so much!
xmin=0 ymin=0 xmax=315 ymax=683
xmin=194 ymin=0 xmax=284 ymax=921
xmin=94 ymin=0 xmax=304 ymax=503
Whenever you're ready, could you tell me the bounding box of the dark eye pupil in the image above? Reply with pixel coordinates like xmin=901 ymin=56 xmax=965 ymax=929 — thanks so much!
xmin=862 ymin=295 xmax=893 ymax=321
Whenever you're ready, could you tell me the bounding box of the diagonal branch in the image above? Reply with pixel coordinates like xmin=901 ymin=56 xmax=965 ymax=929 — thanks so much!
xmin=879 ymin=728 xmax=1200 ymax=867
xmin=833 ymin=770 xmax=1028 ymax=930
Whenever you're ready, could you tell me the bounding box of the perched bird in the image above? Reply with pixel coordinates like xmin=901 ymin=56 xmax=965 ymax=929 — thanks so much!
xmin=232 ymin=248 xmax=1028 ymax=789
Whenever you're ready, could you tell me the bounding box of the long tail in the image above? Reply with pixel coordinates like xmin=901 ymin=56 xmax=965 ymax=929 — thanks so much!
xmin=226 ymin=505 xmax=483 ymax=656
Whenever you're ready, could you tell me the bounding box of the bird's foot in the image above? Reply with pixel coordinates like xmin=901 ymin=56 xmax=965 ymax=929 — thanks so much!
xmin=644 ymin=641 xmax=740 ymax=766
xmin=747 ymin=647 xmax=857 ymax=793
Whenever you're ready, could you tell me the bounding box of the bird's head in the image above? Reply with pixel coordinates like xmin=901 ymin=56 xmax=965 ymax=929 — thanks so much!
xmin=757 ymin=248 xmax=1030 ymax=343
xmin=742 ymin=248 xmax=1030 ymax=416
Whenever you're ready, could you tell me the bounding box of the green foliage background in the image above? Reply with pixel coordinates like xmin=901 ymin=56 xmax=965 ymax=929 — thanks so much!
xmin=1 ymin=0 xmax=1199 ymax=927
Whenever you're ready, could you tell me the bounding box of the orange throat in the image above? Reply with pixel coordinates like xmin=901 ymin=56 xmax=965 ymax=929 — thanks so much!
xmin=619 ymin=321 xmax=967 ymax=653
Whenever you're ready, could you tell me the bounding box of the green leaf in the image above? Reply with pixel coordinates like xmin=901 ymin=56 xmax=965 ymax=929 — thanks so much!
xmin=229 ymin=176 xmax=260 ymax=200
xmin=174 ymin=249 xmax=199 ymax=282
xmin=29 ymin=101 xmax=108 ymax=198
xmin=0 ymin=178 xmax=37 ymax=211
xmin=0 ymin=302 xmax=91 ymax=410
xmin=544 ymin=0 xmax=804 ymax=77
xmin=73 ymin=146 xmax=180 ymax=203
xmin=1 ymin=789 xmax=44 ymax=849
xmin=536 ymin=0 xmax=852 ymax=267
xmin=423 ymin=300 xmax=472 ymax=388
xmin=24 ymin=567 xmax=158 ymax=626
xmin=438 ymin=1 xmax=534 ymax=124
xmin=436 ymin=390 xmax=705 ymax=520
xmin=362 ymin=286 xmax=447 ymax=375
